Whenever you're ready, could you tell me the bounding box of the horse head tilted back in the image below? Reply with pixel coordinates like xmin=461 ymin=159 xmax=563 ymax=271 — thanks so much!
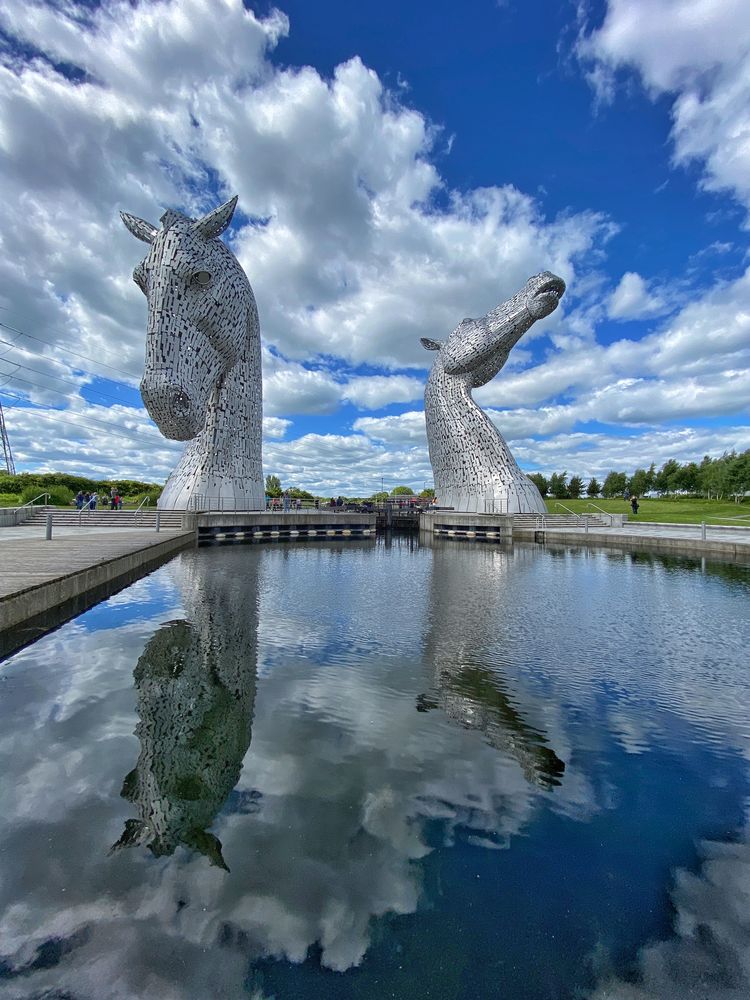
xmin=420 ymin=272 xmax=565 ymax=514
xmin=121 ymin=196 xmax=256 ymax=442
xmin=421 ymin=272 xmax=565 ymax=386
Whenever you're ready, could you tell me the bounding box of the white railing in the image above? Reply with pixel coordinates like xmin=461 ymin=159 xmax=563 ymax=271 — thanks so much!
xmin=187 ymin=494 xmax=267 ymax=512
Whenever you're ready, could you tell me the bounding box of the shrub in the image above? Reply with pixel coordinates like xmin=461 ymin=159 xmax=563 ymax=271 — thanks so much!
xmin=19 ymin=484 xmax=74 ymax=506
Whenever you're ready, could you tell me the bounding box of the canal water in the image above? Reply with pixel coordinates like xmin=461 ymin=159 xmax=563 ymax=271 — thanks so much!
xmin=0 ymin=538 xmax=748 ymax=999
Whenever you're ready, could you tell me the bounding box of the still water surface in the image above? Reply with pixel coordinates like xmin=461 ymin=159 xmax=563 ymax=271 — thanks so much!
xmin=0 ymin=539 xmax=749 ymax=999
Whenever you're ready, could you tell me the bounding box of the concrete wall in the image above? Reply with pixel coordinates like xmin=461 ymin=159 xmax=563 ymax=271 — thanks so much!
xmin=420 ymin=511 xmax=513 ymax=542
xmin=0 ymin=532 xmax=193 ymax=636
xmin=0 ymin=508 xmax=32 ymax=527
xmin=189 ymin=511 xmax=377 ymax=544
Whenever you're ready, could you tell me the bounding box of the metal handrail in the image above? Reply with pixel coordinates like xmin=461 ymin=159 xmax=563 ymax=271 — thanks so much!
xmin=586 ymin=502 xmax=614 ymax=526
xmin=77 ymin=492 xmax=106 ymax=525
xmin=555 ymin=502 xmax=582 ymax=519
xmin=133 ymin=495 xmax=151 ymax=526
xmin=12 ymin=492 xmax=50 ymax=511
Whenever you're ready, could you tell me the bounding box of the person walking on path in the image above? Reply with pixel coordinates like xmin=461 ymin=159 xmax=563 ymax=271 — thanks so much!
xmin=75 ymin=491 xmax=84 ymax=510
xmin=282 ymin=490 xmax=291 ymax=513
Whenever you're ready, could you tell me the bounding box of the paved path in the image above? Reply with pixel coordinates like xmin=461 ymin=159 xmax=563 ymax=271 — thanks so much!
xmin=514 ymin=519 xmax=750 ymax=561
xmin=0 ymin=524 xmax=171 ymax=541
xmin=0 ymin=529 xmax=193 ymax=634
xmin=537 ymin=521 xmax=750 ymax=545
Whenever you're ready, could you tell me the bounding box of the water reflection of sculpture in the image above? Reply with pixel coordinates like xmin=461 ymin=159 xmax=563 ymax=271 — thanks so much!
xmin=121 ymin=197 xmax=263 ymax=511
xmin=422 ymin=271 xmax=565 ymax=514
xmin=112 ymin=548 xmax=258 ymax=869
xmin=419 ymin=541 xmax=565 ymax=788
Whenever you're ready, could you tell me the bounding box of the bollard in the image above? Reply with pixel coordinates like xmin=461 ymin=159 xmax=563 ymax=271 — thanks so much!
xmin=701 ymin=521 xmax=706 ymax=541
xmin=155 ymin=512 xmax=161 ymax=533
xmin=45 ymin=513 xmax=52 ymax=540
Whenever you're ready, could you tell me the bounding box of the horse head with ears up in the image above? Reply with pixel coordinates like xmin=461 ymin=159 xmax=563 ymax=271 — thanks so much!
xmin=121 ymin=197 xmax=255 ymax=441
xmin=121 ymin=197 xmax=263 ymax=511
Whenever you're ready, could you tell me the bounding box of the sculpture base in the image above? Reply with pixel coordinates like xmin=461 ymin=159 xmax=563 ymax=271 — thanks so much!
xmin=438 ymin=485 xmax=546 ymax=516
xmin=158 ymin=478 xmax=265 ymax=512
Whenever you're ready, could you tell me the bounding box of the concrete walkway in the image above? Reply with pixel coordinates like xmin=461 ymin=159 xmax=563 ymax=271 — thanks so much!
xmin=514 ymin=519 xmax=750 ymax=561
xmin=0 ymin=528 xmax=193 ymax=634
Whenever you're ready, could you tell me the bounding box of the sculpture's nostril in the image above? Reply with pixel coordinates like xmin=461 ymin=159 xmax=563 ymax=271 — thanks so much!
xmin=169 ymin=387 xmax=191 ymax=412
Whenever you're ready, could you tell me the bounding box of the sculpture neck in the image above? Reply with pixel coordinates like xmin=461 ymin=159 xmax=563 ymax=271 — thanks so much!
xmin=424 ymin=357 xmax=527 ymax=512
xmin=426 ymin=360 xmax=518 ymax=466
xmin=158 ymin=316 xmax=264 ymax=510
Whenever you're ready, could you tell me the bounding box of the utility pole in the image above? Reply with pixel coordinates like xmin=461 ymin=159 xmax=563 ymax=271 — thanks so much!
xmin=0 ymin=400 xmax=15 ymax=474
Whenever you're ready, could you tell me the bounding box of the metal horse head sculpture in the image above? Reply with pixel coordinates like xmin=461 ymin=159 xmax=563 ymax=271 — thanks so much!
xmin=111 ymin=548 xmax=260 ymax=870
xmin=421 ymin=271 xmax=565 ymax=514
xmin=121 ymin=197 xmax=263 ymax=511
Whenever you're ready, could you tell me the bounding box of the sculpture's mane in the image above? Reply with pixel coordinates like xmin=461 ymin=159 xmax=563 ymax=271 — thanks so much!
xmin=159 ymin=208 xmax=194 ymax=231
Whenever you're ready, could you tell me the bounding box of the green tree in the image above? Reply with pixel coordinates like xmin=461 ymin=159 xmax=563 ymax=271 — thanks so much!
xmin=673 ymin=461 xmax=700 ymax=493
xmin=419 ymin=488 xmax=435 ymax=498
xmin=568 ymin=475 xmax=584 ymax=499
xmin=645 ymin=463 xmax=656 ymax=492
xmin=728 ymin=450 xmax=750 ymax=500
xmin=391 ymin=486 xmax=415 ymax=495
xmin=528 ymin=473 xmax=548 ymax=497
xmin=654 ymin=459 xmax=680 ymax=494
xmin=628 ymin=468 xmax=649 ymax=497
xmin=549 ymin=472 xmax=568 ymax=499
xmin=370 ymin=491 xmax=389 ymax=502
xmin=265 ymin=474 xmax=282 ymax=497
xmin=586 ymin=477 xmax=601 ymax=498
xmin=700 ymin=455 xmax=729 ymax=499
xmin=602 ymin=471 xmax=627 ymax=498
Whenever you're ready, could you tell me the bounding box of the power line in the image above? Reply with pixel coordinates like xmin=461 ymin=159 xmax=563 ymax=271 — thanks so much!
xmin=0 ymin=333 xmax=140 ymax=393
xmin=0 ymin=355 xmax=137 ymax=407
xmin=0 ymin=387 xmax=168 ymax=450
xmin=0 ymin=320 xmax=137 ymax=382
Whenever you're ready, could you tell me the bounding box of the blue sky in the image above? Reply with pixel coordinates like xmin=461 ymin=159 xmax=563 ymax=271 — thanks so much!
xmin=0 ymin=0 xmax=748 ymax=494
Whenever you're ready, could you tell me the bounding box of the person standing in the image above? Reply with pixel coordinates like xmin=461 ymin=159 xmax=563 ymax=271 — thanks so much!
xmin=630 ymin=496 xmax=639 ymax=516
xmin=282 ymin=490 xmax=291 ymax=513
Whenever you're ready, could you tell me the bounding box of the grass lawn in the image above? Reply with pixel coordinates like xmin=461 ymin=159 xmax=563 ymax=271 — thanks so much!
xmin=545 ymin=497 xmax=750 ymax=524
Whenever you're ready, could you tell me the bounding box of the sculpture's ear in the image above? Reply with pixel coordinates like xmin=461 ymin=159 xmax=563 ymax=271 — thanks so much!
xmin=186 ymin=829 xmax=230 ymax=871
xmin=420 ymin=338 xmax=443 ymax=351
xmin=109 ymin=818 xmax=147 ymax=854
xmin=120 ymin=211 xmax=158 ymax=244
xmin=192 ymin=195 xmax=238 ymax=240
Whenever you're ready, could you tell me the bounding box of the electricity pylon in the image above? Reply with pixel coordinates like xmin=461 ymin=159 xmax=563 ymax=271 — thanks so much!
xmin=0 ymin=400 xmax=15 ymax=474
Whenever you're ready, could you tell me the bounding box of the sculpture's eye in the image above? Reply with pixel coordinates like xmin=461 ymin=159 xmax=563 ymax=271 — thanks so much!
xmin=191 ymin=270 xmax=212 ymax=287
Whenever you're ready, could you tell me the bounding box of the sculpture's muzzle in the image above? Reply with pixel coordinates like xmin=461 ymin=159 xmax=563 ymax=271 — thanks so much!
xmin=140 ymin=371 xmax=201 ymax=441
